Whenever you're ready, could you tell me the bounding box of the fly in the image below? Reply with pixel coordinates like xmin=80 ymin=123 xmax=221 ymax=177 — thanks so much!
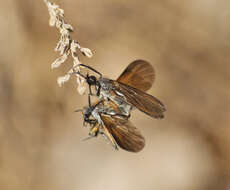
xmin=76 ymin=95 xmax=145 ymax=152
xmin=76 ymin=59 xmax=166 ymax=119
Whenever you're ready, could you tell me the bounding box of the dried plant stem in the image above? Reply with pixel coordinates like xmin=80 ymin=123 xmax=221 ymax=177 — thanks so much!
xmin=44 ymin=0 xmax=93 ymax=95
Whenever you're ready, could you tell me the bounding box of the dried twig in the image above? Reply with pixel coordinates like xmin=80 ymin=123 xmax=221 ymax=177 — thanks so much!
xmin=44 ymin=0 xmax=93 ymax=95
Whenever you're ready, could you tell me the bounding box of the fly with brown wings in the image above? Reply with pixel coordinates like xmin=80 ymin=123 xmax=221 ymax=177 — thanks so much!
xmin=75 ymin=60 xmax=166 ymax=152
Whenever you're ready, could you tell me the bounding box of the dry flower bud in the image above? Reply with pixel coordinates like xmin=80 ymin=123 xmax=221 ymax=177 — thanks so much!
xmin=80 ymin=48 xmax=93 ymax=58
xmin=49 ymin=16 xmax=56 ymax=26
xmin=51 ymin=54 xmax=68 ymax=69
xmin=55 ymin=19 xmax=62 ymax=28
xmin=57 ymin=74 xmax=71 ymax=86
xmin=63 ymin=23 xmax=73 ymax=32
xmin=73 ymin=57 xmax=81 ymax=67
xmin=70 ymin=41 xmax=80 ymax=52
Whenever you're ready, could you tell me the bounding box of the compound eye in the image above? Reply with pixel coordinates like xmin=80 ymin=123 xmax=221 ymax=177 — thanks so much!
xmin=91 ymin=76 xmax=97 ymax=81
xmin=88 ymin=76 xmax=97 ymax=85
xmin=84 ymin=112 xmax=89 ymax=118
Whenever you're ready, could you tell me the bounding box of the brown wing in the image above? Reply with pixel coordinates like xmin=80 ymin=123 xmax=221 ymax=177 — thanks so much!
xmin=117 ymin=60 xmax=155 ymax=92
xmin=112 ymin=81 xmax=166 ymax=119
xmin=101 ymin=114 xmax=145 ymax=152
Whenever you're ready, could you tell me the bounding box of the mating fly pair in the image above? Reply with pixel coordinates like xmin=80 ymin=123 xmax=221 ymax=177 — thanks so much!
xmin=76 ymin=60 xmax=166 ymax=152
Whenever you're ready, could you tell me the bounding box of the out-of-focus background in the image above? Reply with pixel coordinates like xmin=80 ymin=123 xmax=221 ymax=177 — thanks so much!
xmin=0 ymin=0 xmax=230 ymax=190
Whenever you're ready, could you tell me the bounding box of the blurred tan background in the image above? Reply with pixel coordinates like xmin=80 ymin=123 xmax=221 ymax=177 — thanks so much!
xmin=0 ymin=0 xmax=230 ymax=190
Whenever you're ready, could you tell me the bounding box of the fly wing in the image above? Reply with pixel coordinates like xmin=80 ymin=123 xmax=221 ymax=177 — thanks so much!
xmin=117 ymin=60 xmax=155 ymax=92
xmin=101 ymin=114 xmax=145 ymax=152
xmin=112 ymin=81 xmax=166 ymax=119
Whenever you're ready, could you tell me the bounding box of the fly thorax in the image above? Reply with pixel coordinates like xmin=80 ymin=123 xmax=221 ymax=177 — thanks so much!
xmin=91 ymin=107 xmax=103 ymax=124
xmin=99 ymin=90 xmax=111 ymax=101
xmin=103 ymin=107 xmax=116 ymax=115
xmin=119 ymin=103 xmax=132 ymax=116
xmin=109 ymin=96 xmax=132 ymax=116
xmin=98 ymin=78 xmax=112 ymax=91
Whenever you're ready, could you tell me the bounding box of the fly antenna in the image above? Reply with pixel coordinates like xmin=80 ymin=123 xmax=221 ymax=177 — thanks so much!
xmin=74 ymin=109 xmax=83 ymax=113
xmin=78 ymin=64 xmax=102 ymax=77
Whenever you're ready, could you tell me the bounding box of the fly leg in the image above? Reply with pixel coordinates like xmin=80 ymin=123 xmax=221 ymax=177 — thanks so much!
xmin=82 ymin=123 xmax=99 ymax=141
xmin=91 ymin=106 xmax=118 ymax=150
xmin=100 ymin=126 xmax=118 ymax=150
xmin=96 ymin=84 xmax=101 ymax=97
xmin=89 ymin=85 xmax=93 ymax=96
xmin=89 ymin=124 xmax=100 ymax=137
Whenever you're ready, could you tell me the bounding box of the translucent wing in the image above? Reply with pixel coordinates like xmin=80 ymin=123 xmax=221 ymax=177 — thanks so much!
xmin=101 ymin=114 xmax=145 ymax=152
xmin=112 ymin=81 xmax=166 ymax=119
xmin=117 ymin=60 xmax=155 ymax=92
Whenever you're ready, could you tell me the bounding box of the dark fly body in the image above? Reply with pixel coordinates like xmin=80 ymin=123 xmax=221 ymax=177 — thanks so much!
xmin=77 ymin=60 xmax=166 ymax=119
xmin=76 ymin=97 xmax=145 ymax=152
